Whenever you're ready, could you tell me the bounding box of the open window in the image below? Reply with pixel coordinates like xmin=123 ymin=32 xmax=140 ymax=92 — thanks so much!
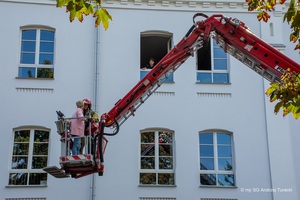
xmin=140 ymin=31 xmax=173 ymax=82
xmin=196 ymin=38 xmax=229 ymax=83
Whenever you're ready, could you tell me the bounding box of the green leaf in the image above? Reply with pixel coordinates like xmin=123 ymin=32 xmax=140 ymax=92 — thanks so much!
xmin=274 ymin=101 xmax=283 ymax=114
xmin=84 ymin=3 xmax=94 ymax=15
xmin=94 ymin=8 xmax=112 ymax=29
xmin=57 ymin=0 xmax=70 ymax=7
xmin=291 ymin=11 xmax=300 ymax=29
xmin=257 ymin=11 xmax=270 ymax=22
xmin=284 ymin=0 xmax=296 ymax=23
xmin=69 ymin=8 xmax=77 ymax=22
xmin=66 ymin=1 xmax=74 ymax=12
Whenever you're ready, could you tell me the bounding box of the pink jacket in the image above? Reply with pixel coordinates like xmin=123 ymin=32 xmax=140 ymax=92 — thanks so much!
xmin=70 ymin=108 xmax=85 ymax=137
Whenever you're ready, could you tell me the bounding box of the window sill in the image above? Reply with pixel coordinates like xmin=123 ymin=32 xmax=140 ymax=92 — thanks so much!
xmin=200 ymin=185 xmax=237 ymax=189
xmin=6 ymin=185 xmax=48 ymax=188
xmin=139 ymin=184 xmax=177 ymax=187
xmin=196 ymin=82 xmax=231 ymax=85
xmin=15 ymin=77 xmax=54 ymax=80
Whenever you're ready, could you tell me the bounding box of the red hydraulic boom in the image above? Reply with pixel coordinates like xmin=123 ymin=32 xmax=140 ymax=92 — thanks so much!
xmin=44 ymin=13 xmax=300 ymax=179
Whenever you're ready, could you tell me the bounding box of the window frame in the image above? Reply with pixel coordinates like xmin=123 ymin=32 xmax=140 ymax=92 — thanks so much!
xmin=139 ymin=128 xmax=175 ymax=186
xmin=196 ymin=38 xmax=230 ymax=84
xmin=18 ymin=26 xmax=55 ymax=79
xmin=199 ymin=130 xmax=235 ymax=187
xmin=8 ymin=126 xmax=50 ymax=186
xmin=140 ymin=31 xmax=174 ymax=83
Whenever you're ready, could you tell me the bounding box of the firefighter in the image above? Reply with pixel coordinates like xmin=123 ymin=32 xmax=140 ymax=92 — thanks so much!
xmin=80 ymin=98 xmax=99 ymax=154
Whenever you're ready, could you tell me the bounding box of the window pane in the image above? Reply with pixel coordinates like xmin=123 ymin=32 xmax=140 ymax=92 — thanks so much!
xmin=199 ymin=133 xmax=213 ymax=144
xmin=34 ymin=130 xmax=49 ymax=142
xmin=11 ymin=157 xmax=28 ymax=169
xmin=13 ymin=143 xmax=29 ymax=155
xmin=29 ymin=173 xmax=47 ymax=185
xmin=200 ymin=174 xmax=216 ymax=185
xmin=200 ymin=145 xmax=213 ymax=157
xmin=32 ymin=156 xmax=48 ymax=169
xmin=218 ymin=158 xmax=233 ymax=171
xmin=197 ymin=40 xmax=211 ymax=70
xmin=214 ymin=59 xmax=227 ymax=70
xmin=213 ymin=48 xmax=226 ymax=58
xmin=218 ymin=174 xmax=235 ymax=186
xmin=158 ymin=173 xmax=174 ymax=185
xmin=14 ymin=130 xmax=30 ymax=142
xmin=159 ymin=144 xmax=172 ymax=156
xmin=40 ymin=42 xmax=54 ymax=52
xmin=140 ymin=173 xmax=156 ymax=184
xmin=40 ymin=30 xmax=54 ymax=41
xmin=22 ymin=30 xmax=36 ymax=40
xmin=18 ymin=67 xmax=36 ymax=78
xmin=33 ymin=143 xmax=49 ymax=155
xmin=20 ymin=53 xmax=35 ymax=64
xmin=218 ymin=146 xmax=232 ymax=157
xmin=197 ymin=72 xmax=212 ymax=83
xmin=159 ymin=157 xmax=173 ymax=169
xmin=141 ymin=144 xmax=155 ymax=156
xmin=21 ymin=41 xmax=36 ymax=52
xmin=39 ymin=53 xmax=54 ymax=64
xmin=200 ymin=158 xmax=214 ymax=170
xmin=140 ymin=70 xmax=148 ymax=79
xmin=217 ymin=133 xmax=231 ymax=144
xmin=159 ymin=131 xmax=172 ymax=143
xmin=159 ymin=72 xmax=174 ymax=83
xmin=141 ymin=132 xmax=155 ymax=143
xmin=37 ymin=68 xmax=54 ymax=78
xmin=9 ymin=173 xmax=28 ymax=185
xmin=213 ymin=73 xmax=229 ymax=83
xmin=141 ymin=157 xmax=155 ymax=169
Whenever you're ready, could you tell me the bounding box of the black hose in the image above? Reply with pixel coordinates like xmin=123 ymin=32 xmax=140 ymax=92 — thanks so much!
xmin=103 ymin=117 xmax=119 ymax=136
xmin=93 ymin=134 xmax=98 ymax=162
xmin=98 ymin=122 xmax=104 ymax=164
xmin=193 ymin=13 xmax=208 ymax=24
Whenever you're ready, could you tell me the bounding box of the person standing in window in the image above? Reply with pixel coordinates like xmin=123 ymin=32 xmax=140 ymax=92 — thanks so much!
xmin=142 ymin=58 xmax=155 ymax=70
xmin=80 ymin=98 xmax=99 ymax=154
xmin=70 ymin=100 xmax=85 ymax=155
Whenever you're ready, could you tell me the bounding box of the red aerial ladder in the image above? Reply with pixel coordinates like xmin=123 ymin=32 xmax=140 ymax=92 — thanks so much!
xmin=44 ymin=13 xmax=300 ymax=179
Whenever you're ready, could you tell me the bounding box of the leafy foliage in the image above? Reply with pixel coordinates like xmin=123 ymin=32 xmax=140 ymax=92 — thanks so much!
xmin=247 ymin=1 xmax=300 ymax=119
xmin=246 ymin=0 xmax=300 ymax=50
xmin=265 ymin=69 xmax=300 ymax=119
xmin=56 ymin=0 xmax=112 ymax=29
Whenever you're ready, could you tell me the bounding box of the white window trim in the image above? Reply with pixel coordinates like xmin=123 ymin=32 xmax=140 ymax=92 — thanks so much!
xmin=139 ymin=128 xmax=175 ymax=186
xmin=19 ymin=26 xmax=55 ymax=78
xmin=196 ymin=37 xmax=230 ymax=83
xmin=199 ymin=130 xmax=235 ymax=187
xmin=8 ymin=126 xmax=50 ymax=186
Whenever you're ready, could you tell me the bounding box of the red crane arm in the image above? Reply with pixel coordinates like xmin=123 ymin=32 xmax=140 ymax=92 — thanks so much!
xmin=100 ymin=13 xmax=300 ymax=131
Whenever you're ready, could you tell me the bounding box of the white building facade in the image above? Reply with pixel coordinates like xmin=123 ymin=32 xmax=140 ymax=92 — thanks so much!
xmin=0 ymin=0 xmax=299 ymax=200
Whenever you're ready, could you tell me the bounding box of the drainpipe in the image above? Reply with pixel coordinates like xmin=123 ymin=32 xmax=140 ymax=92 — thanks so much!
xmin=90 ymin=11 xmax=101 ymax=200
xmin=262 ymin=78 xmax=274 ymax=200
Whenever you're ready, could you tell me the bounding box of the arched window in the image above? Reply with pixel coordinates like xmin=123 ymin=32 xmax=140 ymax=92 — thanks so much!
xmin=199 ymin=130 xmax=235 ymax=187
xmin=9 ymin=126 xmax=50 ymax=186
xmin=139 ymin=128 xmax=175 ymax=186
xmin=140 ymin=31 xmax=173 ymax=82
xmin=18 ymin=25 xmax=55 ymax=79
